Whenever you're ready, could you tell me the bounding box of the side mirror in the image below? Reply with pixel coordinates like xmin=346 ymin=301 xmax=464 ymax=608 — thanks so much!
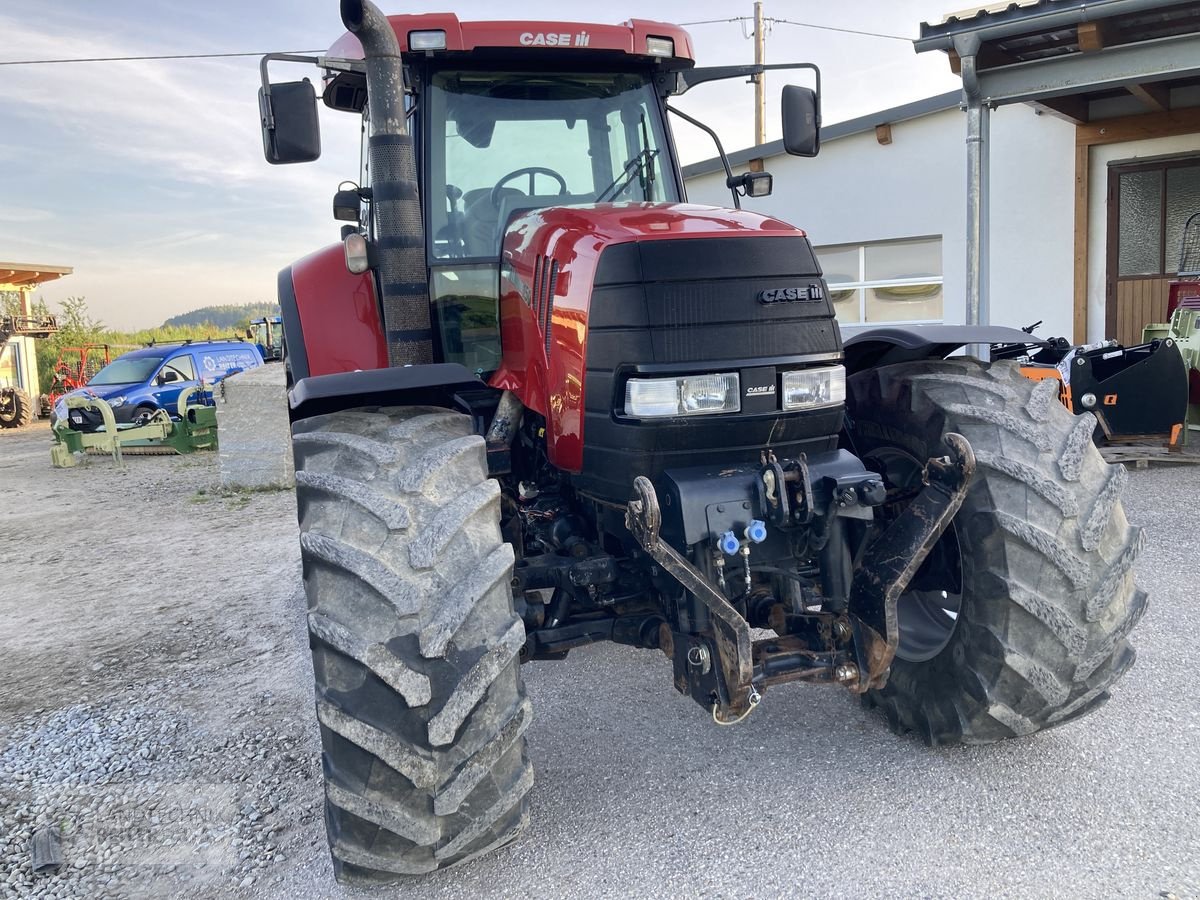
xmin=259 ymin=80 xmax=321 ymax=165
xmin=781 ymin=85 xmax=820 ymax=158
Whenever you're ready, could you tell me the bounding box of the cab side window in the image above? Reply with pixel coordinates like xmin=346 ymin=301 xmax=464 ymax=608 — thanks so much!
xmin=162 ymin=354 xmax=196 ymax=383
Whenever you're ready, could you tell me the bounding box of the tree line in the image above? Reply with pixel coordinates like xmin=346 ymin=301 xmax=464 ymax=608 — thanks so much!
xmin=2 ymin=295 xmax=278 ymax=394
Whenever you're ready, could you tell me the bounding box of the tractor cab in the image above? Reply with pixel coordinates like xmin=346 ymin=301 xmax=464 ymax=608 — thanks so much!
xmin=257 ymin=13 xmax=819 ymax=376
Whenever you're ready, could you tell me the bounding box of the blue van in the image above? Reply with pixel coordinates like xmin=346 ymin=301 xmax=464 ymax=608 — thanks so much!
xmin=53 ymin=340 xmax=263 ymax=430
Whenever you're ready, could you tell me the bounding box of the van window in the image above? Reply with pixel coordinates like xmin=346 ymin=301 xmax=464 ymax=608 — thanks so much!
xmin=90 ymin=356 xmax=163 ymax=386
xmin=163 ymin=354 xmax=196 ymax=382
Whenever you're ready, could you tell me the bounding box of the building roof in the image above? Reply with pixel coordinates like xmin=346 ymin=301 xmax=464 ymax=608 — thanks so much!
xmin=0 ymin=263 xmax=73 ymax=289
xmin=917 ymin=0 xmax=1200 ymax=53
xmin=681 ymin=91 xmax=961 ymax=180
xmin=915 ymin=0 xmax=1200 ymax=122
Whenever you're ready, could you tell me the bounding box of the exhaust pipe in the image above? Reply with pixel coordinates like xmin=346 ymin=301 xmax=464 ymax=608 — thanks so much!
xmin=340 ymin=0 xmax=433 ymax=367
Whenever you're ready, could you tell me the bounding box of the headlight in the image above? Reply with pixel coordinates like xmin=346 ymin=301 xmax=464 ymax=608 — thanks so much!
xmin=625 ymin=373 xmax=740 ymax=418
xmin=781 ymin=365 xmax=845 ymax=411
xmin=108 ymin=396 xmax=126 ymax=408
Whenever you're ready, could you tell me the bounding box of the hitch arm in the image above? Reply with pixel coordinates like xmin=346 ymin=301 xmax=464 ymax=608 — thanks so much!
xmin=846 ymin=432 xmax=976 ymax=692
xmin=625 ymin=477 xmax=757 ymax=719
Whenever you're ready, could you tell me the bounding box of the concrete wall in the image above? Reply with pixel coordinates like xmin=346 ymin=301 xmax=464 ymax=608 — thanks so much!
xmin=215 ymin=364 xmax=294 ymax=489
xmin=686 ymin=104 xmax=1078 ymax=339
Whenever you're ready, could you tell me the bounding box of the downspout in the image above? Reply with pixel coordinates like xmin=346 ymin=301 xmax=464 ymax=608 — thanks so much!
xmin=341 ymin=0 xmax=434 ymax=367
xmin=954 ymin=33 xmax=989 ymax=349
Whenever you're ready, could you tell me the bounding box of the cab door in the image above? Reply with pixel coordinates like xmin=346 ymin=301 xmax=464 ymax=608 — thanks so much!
xmin=153 ymin=353 xmax=198 ymax=413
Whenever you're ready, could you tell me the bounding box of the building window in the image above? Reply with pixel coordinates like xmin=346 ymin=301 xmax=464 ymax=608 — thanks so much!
xmin=1114 ymin=156 xmax=1200 ymax=277
xmin=815 ymin=237 xmax=943 ymax=327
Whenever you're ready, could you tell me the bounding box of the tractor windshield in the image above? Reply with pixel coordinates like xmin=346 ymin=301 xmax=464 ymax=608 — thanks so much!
xmin=423 ymin=69 xmax=676 ymax=377
xmin=427 ymin=70 xmax=676 ymax=260
xmin=89 ymin=357 xmax=163 ymax=386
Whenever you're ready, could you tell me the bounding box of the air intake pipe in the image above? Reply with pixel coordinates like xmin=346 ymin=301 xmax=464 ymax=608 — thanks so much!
xmin=340 ymin=0 xmax=433 ymax=366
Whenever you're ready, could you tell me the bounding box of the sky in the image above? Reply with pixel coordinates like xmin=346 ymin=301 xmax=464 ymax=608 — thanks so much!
xmin=1 ymin=1 xmax=962 ymax=329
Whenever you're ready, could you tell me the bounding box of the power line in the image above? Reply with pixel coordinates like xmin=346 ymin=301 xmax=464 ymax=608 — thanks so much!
xmin=770 ymin=17 xmax=910 ymax=41
xmin=0 ymin=50 xmax=321 ymax=67
xmin=679 ymin=15 xmax=909 ymax=41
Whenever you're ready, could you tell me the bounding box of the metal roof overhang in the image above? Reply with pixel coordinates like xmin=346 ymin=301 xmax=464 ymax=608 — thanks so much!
xmin=915 ymin=0 xmax=1200 ymax=53
xmin=972 ymin=29 xmax=1200 ymax=106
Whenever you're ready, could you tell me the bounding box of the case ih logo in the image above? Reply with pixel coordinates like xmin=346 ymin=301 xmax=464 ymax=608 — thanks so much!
xmin=745 ymin=384 xmax=776 ymax=396
xmin=757 ymin=285 xmax=823 ymax=304
xmin=519 ymin=31 xmax=591 ymax=47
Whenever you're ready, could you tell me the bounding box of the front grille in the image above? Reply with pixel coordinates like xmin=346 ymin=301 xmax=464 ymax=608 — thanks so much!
xmin=574 ymin=235 xmax=844 ymax=502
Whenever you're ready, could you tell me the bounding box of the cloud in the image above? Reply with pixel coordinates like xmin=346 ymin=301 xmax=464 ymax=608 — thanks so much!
xmin=0 ymin=206 xmax=55 ymax=223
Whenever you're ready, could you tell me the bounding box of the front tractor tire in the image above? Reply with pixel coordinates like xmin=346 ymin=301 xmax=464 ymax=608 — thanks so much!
xmin=846 ymin=359 xmax=1147 ymax=745
xmin=293 ymin=407 xmax=532 ymax=882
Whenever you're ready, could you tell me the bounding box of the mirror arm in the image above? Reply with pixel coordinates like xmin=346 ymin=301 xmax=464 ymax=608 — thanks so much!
xmin=667 ymin=105 xmax=741 ymax=210
xmin=259 ymin=54 xmax=321 ymax=130
xmin=259 ymin=53 xmax=367 ymax=128
xmin=667 ymin=62 xmax=821 ymax=98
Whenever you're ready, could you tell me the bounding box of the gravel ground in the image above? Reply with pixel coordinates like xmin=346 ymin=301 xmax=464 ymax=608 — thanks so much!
xmin=1 ymin=422 xmax=1197 ymax=899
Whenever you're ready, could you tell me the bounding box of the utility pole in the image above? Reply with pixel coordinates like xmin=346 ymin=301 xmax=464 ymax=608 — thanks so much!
xmin=753 ymin=1 xmax=766 ymax=145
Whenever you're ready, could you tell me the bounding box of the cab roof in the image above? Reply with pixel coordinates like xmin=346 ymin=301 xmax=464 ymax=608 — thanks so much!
xmin=325 ymin=13 xmax=695 ymax=64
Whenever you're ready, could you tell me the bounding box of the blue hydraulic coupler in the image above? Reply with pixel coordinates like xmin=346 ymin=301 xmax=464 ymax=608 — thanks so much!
xmin=718 ymin=531 xmax=741 ymax=556
xmin=745 ymin=519 xmax=767 ymax=544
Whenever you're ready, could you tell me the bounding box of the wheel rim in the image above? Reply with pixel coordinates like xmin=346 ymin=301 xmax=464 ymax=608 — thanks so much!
xmin=864 ymin=445 xmax=964 ymax=663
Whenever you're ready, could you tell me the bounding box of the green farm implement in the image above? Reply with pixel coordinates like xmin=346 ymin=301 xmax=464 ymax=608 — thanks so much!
xmin=50 ymin=386 xmax=218 ymax=467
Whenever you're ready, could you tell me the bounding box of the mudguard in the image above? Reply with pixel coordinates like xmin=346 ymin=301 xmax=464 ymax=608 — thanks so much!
xmin=278 ymin=244 xmax=389 ymax=381
xmin=843 ymin=324 xmax=1043 ymax=374
xmin=288 ymin=364 xmax=486 ymax=422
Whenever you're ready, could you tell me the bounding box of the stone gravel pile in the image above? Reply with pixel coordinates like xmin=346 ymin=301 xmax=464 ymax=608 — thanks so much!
xmin=0 ymin=682 xmax=318 ymax=898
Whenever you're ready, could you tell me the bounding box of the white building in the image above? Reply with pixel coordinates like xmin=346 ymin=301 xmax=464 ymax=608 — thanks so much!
xmin=684 ymin=0 xmax=1200 ymax=348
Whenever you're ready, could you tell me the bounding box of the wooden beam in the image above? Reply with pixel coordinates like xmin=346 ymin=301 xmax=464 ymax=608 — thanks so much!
xmin=1125 ymin=82 xmax=1170 ymax=112
xmin=1073 ymin=142 xmax=1090 ymax=344
xmin=1030 ymin=96 xmax=1090 ymax=125
xmin=1077 ymin=21 xmax=1109 ymax=53
xmin=1076 ymin=106 xmax=1200 ymax=146
xmin=948 ymin=50 xmax=962 ymax=76
xmin=875 ymin=124 xmax=893 ymax=145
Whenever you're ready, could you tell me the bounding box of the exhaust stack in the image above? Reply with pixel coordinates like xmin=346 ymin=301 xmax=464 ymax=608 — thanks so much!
xmin=340 ymin=0 xmax=433 ymax=366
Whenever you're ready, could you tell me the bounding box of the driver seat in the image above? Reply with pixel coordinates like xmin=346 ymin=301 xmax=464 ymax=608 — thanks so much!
xmin=462 ymin=186 xmax=523 ymax=256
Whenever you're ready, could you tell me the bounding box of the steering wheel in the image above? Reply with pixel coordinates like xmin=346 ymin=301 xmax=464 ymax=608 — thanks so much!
xmin=489 ymin=166 xmax=568 ymax=207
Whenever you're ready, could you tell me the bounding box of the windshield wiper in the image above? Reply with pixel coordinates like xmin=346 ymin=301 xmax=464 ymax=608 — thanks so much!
xmin=596 ymin=148 xmax=659 ymax=203
xmin=596 ymin=111 xmax=658 ymax=203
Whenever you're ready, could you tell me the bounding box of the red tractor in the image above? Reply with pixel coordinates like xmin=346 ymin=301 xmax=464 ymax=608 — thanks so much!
xmin=260 ymin=2 xmax=1145 ymax=881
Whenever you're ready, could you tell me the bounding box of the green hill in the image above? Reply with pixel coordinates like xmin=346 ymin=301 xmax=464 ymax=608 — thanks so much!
xmin=161 ymin=303 xmax=280 ymax=329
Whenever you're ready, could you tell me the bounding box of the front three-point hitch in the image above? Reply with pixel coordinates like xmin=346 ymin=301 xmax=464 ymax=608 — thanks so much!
xmin=625 ymin=434 xmax=976 ymax=722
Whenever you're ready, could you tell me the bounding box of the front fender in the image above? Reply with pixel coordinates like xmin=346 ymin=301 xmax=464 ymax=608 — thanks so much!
xmin=279 ymin=244 xmax=389 ymax=381
xmin=843 ymin=325 xmax=1045 ymax=375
